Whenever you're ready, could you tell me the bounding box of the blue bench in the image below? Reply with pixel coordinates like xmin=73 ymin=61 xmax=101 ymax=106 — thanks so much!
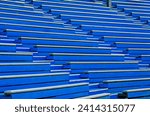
xmin=60 ymin=14 xmax=129 ymax=22
xmin=118 ymin=88 xmax=150 ymax=99
xmin=0 ymin=0 xmax=27 ymax=6
xmin=1 ymin=0 xmax=150 ymax=99
xmin=0 ymin=12 xmax=53 ymax=22
xmin=132 ymin=12 xmax=150 ymax=18
xmin=0 ymin=7 xmax=44 ymax=16
xmin=0 ymin=2 xmax=34 ymax=11
xmin=80 ymin=25 xmax=150 ymax=33
xmin=0 ymin=52 xmax=33 ymax=62
xmin=0 ymin=17 xmax=64 ymax=27
xmin=0 ymin=62 xmax=51 ymax=73
xmin=35 ymin=45 xmax=112 ymax=54
xmin=124 ymin=8 xmax=150 ymax=13
xmin=113 ymin=1 xmax=150 ymax=7
xmin=116 ymin=4 xmax=150 ymax=11
xmin=20 ymin=37 xmax=99 ymax=47
xmin=113 ymin=2 xmax=150 ymax=23
xmin=47 ymin=53 xmax=125 ymax=63
xmin=140 ymin=16 xmax=150 ymax=23
xmin=127 ymin=48 xmax=150 ymax=55
xmin=51 ymin=92 xmax=89 ymax=99
xmin=33 ymin=1 xmax=105 ymax=10
xmin=140 ymin=55 xmax=150 ymax=62
xmin=69 ymin=19 xmax=143 ymax=28
xmin=4 ymin=29 xmax=93 ymax=40
xmin=115 ymin=42 xmax=150 ymax=50
xmin=0 ymin=23 xmax=76 ymax=34
xmin=38 ymin=0 xmax=104 ymax=6
xmin=4 ymin=83 xmax=89 ymax=99
xmin=77 ymin=93 xmax=110 ymax=99
xmin=43 ymin=5 xmax=117 ymax=14
xmin=91 ymin=30 xmax=150 ymax=38
xmin=0 ymin=72 xmax=69 ymax=94
xmin=102 ymin=78 xmax=150 ymax=88
xmin=113 ymin=0 xmax=150 ymax=4
xmin=58 ymin=14 xmax=133 ymax=23
xmin=63 ymin=61 xmax=139 ymax=73
xmin=103 ymin=36 xmax=150 ymax=44
xmin=81 ymin=69 xmax=150 ymax=83
xmin=49 ymin=9 xmax=121 ymax=18
xmin=101 ymin=77 xmax=150 ymax=93
xmin=0 ymin=43 xmax=16 ymax=52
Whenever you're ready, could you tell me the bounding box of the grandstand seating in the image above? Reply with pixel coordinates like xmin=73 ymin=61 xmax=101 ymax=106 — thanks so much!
xmin=0 ymin=0 xmax=150 ymax=99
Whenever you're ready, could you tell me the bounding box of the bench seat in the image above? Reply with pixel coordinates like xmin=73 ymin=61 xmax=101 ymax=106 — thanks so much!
xmin=4 ymin=83 xmax=89 ymax=99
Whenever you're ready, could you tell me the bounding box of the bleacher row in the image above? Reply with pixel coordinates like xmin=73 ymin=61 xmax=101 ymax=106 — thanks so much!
xmin=0 ymin=0 xmax=150 ymax=99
